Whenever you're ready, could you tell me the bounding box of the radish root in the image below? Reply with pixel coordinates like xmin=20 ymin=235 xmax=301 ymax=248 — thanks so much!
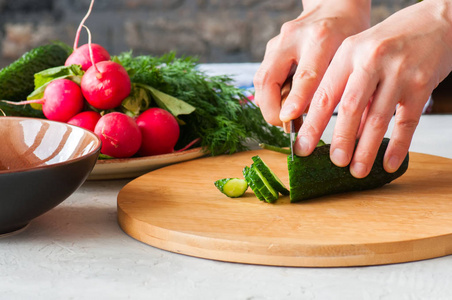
xmin=2 ymin=99 xmax=45 ymax=106
xmin=82 ymin=25 xmax=100 ymax=74
xmin=73 ymin=0 xmax=95 ymax=50
xmin=176 ymin=138 xmax=201 ymax=152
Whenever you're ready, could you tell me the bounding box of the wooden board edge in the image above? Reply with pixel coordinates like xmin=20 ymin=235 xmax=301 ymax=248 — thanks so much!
xmin=117 ymin=204 xmax=452 ymax=267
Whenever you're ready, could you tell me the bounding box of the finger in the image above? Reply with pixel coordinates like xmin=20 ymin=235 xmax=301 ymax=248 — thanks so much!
xmin=253 ymin=39 xmax=296 ymax=126
xmin=330 ymin=70 xmax=379 ymax=167
xmin=294 ymin=50 xmax=350 ymax=157
xmin=383 ymin=95 xmax=426 ymax=173
xmin=279 ymin=63 xmax=325 ymax=123
xmin=349 ymin=79 xmax=399 ymax=178
xmin=280 ymin=38 xmax=339 ymax=123
xmin=356 ymin=96 xmax=373 ymax=138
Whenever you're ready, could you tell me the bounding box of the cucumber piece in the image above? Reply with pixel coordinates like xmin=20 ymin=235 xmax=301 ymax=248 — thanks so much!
xmin=251 ymin=164 xmax=279 ymax=203
xmin=0 ymin=43 xmax=71 ymax=101
xmin=243 ymin=166 xmax=265 ymax=201
xmin=214 ymin=178 xmax=248 ymax=198
xmin=251 ymin=155 xmax=289 ymax=195
xmin=243 ymin=165 xmax=279 ymax=203
xmin=0 ymin=101 xmax=45 ymax=118
xmin=288 ymin=138 xmax=409 ymax=202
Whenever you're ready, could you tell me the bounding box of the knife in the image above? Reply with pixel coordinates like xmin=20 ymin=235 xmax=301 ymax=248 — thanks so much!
xmin=280 ymin=78 xmax=303 ymax=161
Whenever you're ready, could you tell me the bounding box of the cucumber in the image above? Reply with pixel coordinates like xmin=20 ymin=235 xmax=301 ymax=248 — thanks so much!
xmin=251 ymin=155 xmax=289 ymax=195
xmin=214 ymin=178 xmax=248 ymax=198
xmin=0 ymin=101 xmax=45 ymax=118
xmin=0 ymin=43 xmax=71 ymax=101
xmin=242 ymin=166 xmax=265 ymax=201
xmin=243 ymin=165 xmax=279 ymax=203
xmin=288 ymin=138 xmax=409 ymax=202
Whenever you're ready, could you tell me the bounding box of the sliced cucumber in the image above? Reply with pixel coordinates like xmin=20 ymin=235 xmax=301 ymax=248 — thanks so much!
xmin=242 ymin=164 xmax=279 ymax=203
xmin=251 ymin=155 xmax=289 ymax=195
xmin=242 ymin=166 xmax=265 ymax=201
xmin=214 ymin=178 xmax=248 ymax=198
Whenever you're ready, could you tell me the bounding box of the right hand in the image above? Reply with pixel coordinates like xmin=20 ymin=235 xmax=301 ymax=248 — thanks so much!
xmin=253 ymin=0 xmax=371 ymax=127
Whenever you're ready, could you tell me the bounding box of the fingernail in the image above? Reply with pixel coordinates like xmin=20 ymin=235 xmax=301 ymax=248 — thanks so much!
xmin=331 ymin=148 xmax=350 ymax=167
xmin=280 ymin=103 xmax=296 ymax=122
xmin=351 ymin=162 xmax=368 ymax=179
xmin=294 ymin=136 xmax=309 ymax=156
xmin=387 ymin=155 xmax=400 ymax=172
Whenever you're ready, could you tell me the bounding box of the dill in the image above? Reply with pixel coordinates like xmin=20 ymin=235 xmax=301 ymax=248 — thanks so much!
xmin=116 ymin=52 xmax=289 ymax=156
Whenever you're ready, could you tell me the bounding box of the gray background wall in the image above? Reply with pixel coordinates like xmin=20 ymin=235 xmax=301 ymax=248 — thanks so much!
xmin=0 ymin=0 xmax=417 ymax=68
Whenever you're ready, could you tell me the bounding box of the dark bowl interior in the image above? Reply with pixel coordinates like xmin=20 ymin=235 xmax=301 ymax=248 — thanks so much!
xmin=0 ymin=117 xmax=101 ymax=235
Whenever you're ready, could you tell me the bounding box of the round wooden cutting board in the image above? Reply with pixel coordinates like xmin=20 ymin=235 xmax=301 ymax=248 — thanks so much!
xmin=117 ymin=150 xmax=452 ymax=267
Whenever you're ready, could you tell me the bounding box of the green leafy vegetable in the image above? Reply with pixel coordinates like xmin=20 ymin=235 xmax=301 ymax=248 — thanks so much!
xmin=115 ymin=51 xmax=289 ymax=155
xmin=27 ymin=65 xmax=84 ymax=102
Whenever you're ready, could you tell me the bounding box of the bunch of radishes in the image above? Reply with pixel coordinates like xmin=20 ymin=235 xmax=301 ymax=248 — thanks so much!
xmin=28 ymin=0 xmax=182 ymax=158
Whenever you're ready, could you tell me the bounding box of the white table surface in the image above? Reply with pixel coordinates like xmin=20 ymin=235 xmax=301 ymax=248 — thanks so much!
xmin=1 ymin=114 xmax=452 ymax=300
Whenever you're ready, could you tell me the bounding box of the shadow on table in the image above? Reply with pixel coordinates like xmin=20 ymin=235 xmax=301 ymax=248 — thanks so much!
xmin=2 ymin=201 xmax=125 ymax=243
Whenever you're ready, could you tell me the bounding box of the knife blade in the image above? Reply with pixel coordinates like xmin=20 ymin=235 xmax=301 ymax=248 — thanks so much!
xmin=289 ymin=119 xmax=296 ymax=161
xmin=280 ymin=78 xmax=302 ymax=161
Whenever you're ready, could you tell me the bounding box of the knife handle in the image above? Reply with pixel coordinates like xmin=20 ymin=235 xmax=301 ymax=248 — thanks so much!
xmin=280 ymin=78 xmax=303 ymax=134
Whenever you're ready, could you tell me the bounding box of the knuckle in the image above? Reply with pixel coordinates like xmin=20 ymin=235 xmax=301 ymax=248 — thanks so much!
xmin=339 ymin=94 xmax=364 ymax=117
xmin=389 ymin=138 xmax=411 ymax=153
xmin=366 ymin=113 xmax=390 ymax=131
xmin=253 ymin=67 xmax=271 ymax=89
xmin=300 ymin=121 xmax=322 ymax=139
xmin=312 ymin=88 xmax=334 ymax=111
xmin=333 ymin=133 xmax=358 ymax=148
xmin=265 ymin=36 xmax=278 ymax=52
xmin=280 ymin=21 xmax=295 ymax=35
xmin=370 ymin=37 xmax=396 ymax=58
xmin=307 ymin=20 xmax=330 ymax=40
xmin=354 ymin=148 xmax=375 ymax=165
xmin=395 ymin=116 xmax=419 ymax=132
xmin=410 ymin=70 xmax=430 ymax=91
xmin=293 ymin=68 xmax=319 ymax=83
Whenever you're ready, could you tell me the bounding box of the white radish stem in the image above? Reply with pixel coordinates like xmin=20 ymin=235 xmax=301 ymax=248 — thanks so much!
xmin=82 ymin=25 xmax=100 ymax=74
xmin=2 ymin=99 xmax=44 ymax=105
xmin=73 ymin=0 xmax=95 ymax=50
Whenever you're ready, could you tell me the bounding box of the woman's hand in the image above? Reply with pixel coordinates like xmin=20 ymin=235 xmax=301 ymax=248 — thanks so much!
xmin=253 ymin=0 xmax=371 ymax=127
xmin=296 ymin=0 xmax=452 ymax=178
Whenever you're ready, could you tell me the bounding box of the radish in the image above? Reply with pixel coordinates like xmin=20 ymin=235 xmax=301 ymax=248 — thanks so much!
xmin=94 ymin=112 xmax=142 ymax=158
xmin=81 ymin=60 xmax=131 ymax=110
xmin=65 ymin=0 xmax=110 ymax=71
xmin=3 ymin=79 xmax=84 ymax=122
xmin=65 ymin=43 xmax=110 ymax=71
xmin=40 ymin=79 xmax=84 ymax=122
xmin=136 ymin=108 xmax=180 ymax=156
xmin=67 ymin=110 xmax=101 ymax=132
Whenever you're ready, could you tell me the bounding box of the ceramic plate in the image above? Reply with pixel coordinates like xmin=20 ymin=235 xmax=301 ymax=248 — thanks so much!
xmin=88 ymin=147 xmax=206 ymax=180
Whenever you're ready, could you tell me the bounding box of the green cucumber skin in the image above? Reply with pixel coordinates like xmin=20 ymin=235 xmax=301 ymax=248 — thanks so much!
xmin=243 ymin=166 xmax=265 ymax=201
xmin=251 ymin=155 xmax=289 ymax=195
xmin=0 ymin=101 xmax=45 ymax=118
xmin=252 ymin=164 xmax=279 ymax=203
xmin=288 ymin=138 xmax=409 ymax=202
xmin=0 ymin=43 xmax=70 ymax=101
xmin=243 ymin=166 xmax=278 ymax=203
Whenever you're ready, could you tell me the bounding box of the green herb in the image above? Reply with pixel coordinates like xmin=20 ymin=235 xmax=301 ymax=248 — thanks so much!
xmin=115 ymin=52 xmax=289 ymax=155
xmin=27 ymin=65 xmax=84 ymax=101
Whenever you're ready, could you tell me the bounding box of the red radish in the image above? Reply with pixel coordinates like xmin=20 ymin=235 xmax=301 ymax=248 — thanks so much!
xmin=67 ymin=111 xmax=101 ymax=132
xmin=65 ymin=0 xmax=110 ymax=71
xmin=3 ymin=79 xmax=84 ymax=122
xmin=94 ymin=112 xmax=142 ymax=158
xmin=136 ymin=108 xmax=180 ymax=156
xmin=81 ymin=61 xmax=131 ymax=110
xmin=65 ymin=43 xmax=110 ymax=71
xmin=41 ymin=79 xmax=84 ymax=122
